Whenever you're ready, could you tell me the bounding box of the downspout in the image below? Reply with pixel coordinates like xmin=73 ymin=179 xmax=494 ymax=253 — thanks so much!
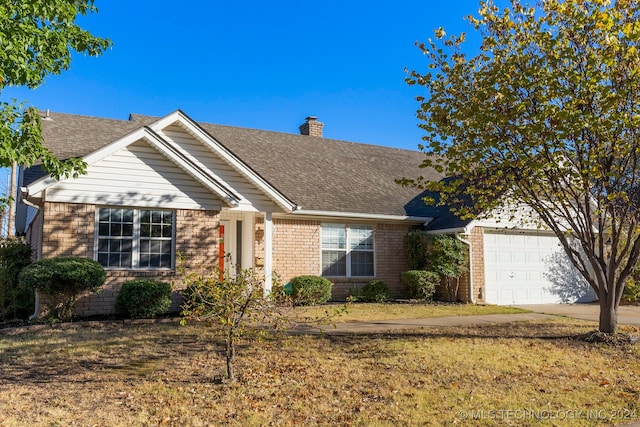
xmin=456 ymin=234 xmax=475 ymax=304
xmin=29 ymin=290 xmax=40 ymax=321
xmin=20 ymin=187 xmax=42 ymax=320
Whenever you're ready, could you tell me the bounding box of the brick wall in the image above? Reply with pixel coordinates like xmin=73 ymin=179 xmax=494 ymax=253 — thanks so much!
xmin=365 ymin=223 xmax=411 ymax=299
xmin=258 ymin=219 xmax=412 ymax=300
xmin=42 ymin=202 xmax=95 ymax=258
xmin=469 ymin=226 xmax=485 ymax=303
xmin=459 ymin=274 xmax=471 ymax=302
xmin=272 ymin=218 xmax=321 ymax=281
xmin=26 ymin=210 xmax=43 ymax=260
xmin=35 ymin=203 xmax=418 ymax=315
xmin=38 ymin=202 xmax=220 ymax=317
xmin=327 ymin=223 xmax=411 ymax=300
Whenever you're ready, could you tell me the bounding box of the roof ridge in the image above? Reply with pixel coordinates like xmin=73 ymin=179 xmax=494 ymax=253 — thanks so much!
xmin=38 ymin=110 xmax=135 ymax=123
xmin=198 ymin=120 xmax=422 ymax=154
xmin=43 ymin=110 xmax=422 ymax=154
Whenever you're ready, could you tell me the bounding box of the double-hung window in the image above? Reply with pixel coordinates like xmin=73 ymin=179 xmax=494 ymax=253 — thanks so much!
xmin=321 ymin=224 xmax=374 ymax=277
xmin=96 ymin=208 xmax=174 ymax=269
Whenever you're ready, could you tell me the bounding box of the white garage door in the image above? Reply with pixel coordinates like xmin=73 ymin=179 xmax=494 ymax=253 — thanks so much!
xmin=483 ymin=231 xmax=595 ymax=305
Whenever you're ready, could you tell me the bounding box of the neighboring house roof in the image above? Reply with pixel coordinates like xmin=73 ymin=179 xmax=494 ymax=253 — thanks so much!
xmin=405 ymin=191 xmax=472 ymax=232
xmin=26 ymin=111 xmax=446 ymax=219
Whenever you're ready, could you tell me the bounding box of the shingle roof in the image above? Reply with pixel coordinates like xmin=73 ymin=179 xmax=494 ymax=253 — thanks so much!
xmin=413 ymin=192 xmax=473 ymax=231
xmin=410 ymin=180 xmax=474 ymax=231
xmin=28 ymin=111 xmax=447 ymax=218
xmin=25 ymin=112 xmax=157 ymax=185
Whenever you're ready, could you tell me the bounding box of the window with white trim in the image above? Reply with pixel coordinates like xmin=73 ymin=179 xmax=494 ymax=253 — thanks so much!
xmin=321 ymin=224 xmax=374 ymax=277
xmin=96 ymin=208 xmax=174 ymax=269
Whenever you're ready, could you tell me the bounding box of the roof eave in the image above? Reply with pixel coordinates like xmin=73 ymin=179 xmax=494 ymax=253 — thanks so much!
xmin=290 ymin=209 xmax=433 ymax=224
xmin=26 ymin=126 xmax=243 ymax=208
xmin=150 ymin=110 xmax=297 ymax=213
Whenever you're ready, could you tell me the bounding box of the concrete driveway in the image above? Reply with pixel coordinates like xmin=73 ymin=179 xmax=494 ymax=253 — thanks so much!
xmin=513 ymin=303 xmax=640 ymax=326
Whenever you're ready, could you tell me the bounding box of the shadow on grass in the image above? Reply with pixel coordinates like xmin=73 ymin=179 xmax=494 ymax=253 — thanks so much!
xmin=0 ymin=325 xmax=222 ymax=385
xmin=318 ymin=321 xmax=589 ymax=341
xmin=0 ymin=319 xmax=635 ymax=385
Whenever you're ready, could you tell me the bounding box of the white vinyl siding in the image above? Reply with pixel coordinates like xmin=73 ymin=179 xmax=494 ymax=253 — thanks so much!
xmin=96 ymin=208 xmax=175 ymax=270
xmin=321 ymin=224 xmax=374 ymax=277
xmin=46 ymin=141 xmax=223 ymax=210
xmin=160 ymin=125 xmax=279 ymax=212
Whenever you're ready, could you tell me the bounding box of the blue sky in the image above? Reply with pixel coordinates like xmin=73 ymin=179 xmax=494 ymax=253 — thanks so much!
xmin=2 ymin=0 xmax=510 ymax=190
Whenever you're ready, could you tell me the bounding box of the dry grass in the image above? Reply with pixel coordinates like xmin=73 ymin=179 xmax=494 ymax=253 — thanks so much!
xmin=0 ymin=318 xmax=638 ymax=426
xmin=298 ymin=302 xmax=529 ymax=323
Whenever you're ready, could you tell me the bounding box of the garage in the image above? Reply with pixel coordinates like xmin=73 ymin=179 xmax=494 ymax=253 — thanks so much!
xmin=482 ymin=230 xmax=596 ymax=305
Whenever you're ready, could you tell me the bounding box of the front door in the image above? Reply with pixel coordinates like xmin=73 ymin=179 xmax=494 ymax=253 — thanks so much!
xmin=219 ymin=214 xmax=254 ymax=275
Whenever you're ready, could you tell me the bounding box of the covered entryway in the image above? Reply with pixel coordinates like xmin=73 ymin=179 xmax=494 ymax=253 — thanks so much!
xmin=219 ymin=212 xmax=256 ymax=275
xmin=483 ymin=231 xmax=596 ymax=305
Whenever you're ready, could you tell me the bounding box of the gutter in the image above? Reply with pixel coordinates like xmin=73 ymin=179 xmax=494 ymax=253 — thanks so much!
xmin=19 ymin=187 xmax=40 ymax=209
xmin=29 ymin=290 xmax=40 ymax=321
xmin=425 ymin=226 xmax=466 ymax=235
xmin=292 ymin=209 xmax=433 ymax=224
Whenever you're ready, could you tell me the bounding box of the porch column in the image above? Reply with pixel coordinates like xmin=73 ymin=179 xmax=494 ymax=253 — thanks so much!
xmin=264 ymin=211 xmax=273 ymax=295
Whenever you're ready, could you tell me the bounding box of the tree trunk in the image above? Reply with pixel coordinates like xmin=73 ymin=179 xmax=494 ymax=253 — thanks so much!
xmin=598 ymin=294 xmax=618 ymax=334
xmin=226 ymin=349 xmax=234 ymax=382
xmin=226 ymin=330 xmax=236 ymax=382
xmin=7 ymin=160 xmax=16 ymax=237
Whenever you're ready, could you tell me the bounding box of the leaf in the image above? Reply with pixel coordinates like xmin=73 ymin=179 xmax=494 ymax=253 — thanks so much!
xmin=406 ymin=0 xmax=640 ymax=333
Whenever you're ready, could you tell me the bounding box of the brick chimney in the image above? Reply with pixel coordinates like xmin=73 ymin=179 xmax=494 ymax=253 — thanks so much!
xmin=299 ymin=116 xmax=324 ymax=137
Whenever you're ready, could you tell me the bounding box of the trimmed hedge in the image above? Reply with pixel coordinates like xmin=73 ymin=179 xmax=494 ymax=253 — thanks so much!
xmin=116 ymin=279 xmax=172 ymax=319
xmin=290 ymin=275 xmax=332 ymax=305
xmin=18 ymin=257 xmax=105 ymax=320
xmin=401 ymin=270 xmax=439 ymax=301
xmin=357 ymin=280 xmax=390 ymax=303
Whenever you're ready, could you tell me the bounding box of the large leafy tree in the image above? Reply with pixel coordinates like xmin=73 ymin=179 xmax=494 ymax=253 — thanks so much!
xmin=0 ymin=0 xmax=112 ymax=183
xmin=403 ymin=0 xmax=640 ymax=333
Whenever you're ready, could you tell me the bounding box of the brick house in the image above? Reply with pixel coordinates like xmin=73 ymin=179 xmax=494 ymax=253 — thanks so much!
xmin=17 ymin=110 xmax=445 ymax=316
xmin=17 ymin=110 xmax=595 ymax=316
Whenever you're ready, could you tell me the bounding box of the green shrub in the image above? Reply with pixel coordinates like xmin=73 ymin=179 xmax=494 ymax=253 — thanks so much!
xmin=0 ymin=238 xmax=33 ymax=321
xmin=401 ymin=270 xmax=439 ymax=301
xmin=425 ymin=234 xmax=468 ymax=302
xmin=116 ymin=279 xmax=172 ymax=318
xmin=18 ymin=257 xmax=106 ymax=321
xmin=404 ymin=230 xmax=429 ymax=270
xmin=357 ymin=280 xmax=390 ymax=303
xmin=290 ymin=275 xmax=332 ymax=305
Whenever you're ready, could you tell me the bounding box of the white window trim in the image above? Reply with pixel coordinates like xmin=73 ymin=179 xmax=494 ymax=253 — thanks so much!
xmin=320 ymin=223 xmax=375 ymax=278
xmin=94 ymin=207 xmax=176 ymax=270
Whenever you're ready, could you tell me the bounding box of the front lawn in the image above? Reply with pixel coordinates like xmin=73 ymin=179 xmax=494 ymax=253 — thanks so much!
xmin=297 ymin=302 xmax=529 ymax=323
xmin=0 ymin=318 xmax=638 ymax=426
